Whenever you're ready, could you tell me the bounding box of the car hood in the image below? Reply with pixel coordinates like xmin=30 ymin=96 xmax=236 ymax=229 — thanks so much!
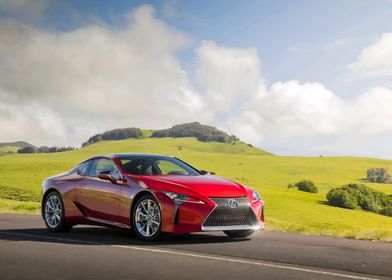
xmin=134 ymin=175 xmax=248 ymax=198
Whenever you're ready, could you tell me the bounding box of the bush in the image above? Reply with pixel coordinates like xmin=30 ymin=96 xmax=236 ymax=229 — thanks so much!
xmin=82 ymin=127 xmax=142 ymax=146
xmin=294 ymin=180 xmax=318 ymax=193
xmin=326 ymin=188 xmax=358 ymax=209
xmin=380 ymin=206 xmax=392 ymax=217
xmin=367 ymin=168 xmax=391 ymax=183
xmin=38 ymin=146 xmax=75 ymax=153
xmin=326 ymin=184 xmax=392 ymax=216
xmin=17 ymin=147 xmax=36 ymax=154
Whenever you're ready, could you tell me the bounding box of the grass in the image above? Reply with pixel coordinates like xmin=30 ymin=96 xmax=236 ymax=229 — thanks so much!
xmin=0 ymin=146 xmax=19 ymax=154
xmin=0 ymin=198 xmax=40 ymax=214
xmin=0 ymin=137 xmax=391 ymax=241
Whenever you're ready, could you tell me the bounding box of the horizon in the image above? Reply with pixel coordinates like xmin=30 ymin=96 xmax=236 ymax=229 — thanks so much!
xmin=1 ymin=1 xmax=392 ymax=159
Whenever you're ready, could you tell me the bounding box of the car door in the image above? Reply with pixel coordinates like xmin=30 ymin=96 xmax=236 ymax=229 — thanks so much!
xmin=77 ymin=158 xmax=121 ymax=222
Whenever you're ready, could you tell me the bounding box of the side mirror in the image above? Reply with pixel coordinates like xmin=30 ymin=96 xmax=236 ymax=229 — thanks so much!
xmin=98 ymin=172 xmax=117 ymax=184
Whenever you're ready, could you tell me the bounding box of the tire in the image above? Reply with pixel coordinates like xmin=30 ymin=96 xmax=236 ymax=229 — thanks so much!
xmin=43 ymin=191 xmax=73 ymax=232
xmin=131 ymin=194 xmax=162 ymax=241
xmin=224 ymin=229 xmax=255 ymax=238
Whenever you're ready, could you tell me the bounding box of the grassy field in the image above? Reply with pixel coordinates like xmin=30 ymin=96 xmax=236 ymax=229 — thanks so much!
xmin=0 ymin=137 xmax=391 ymax=241
xmin=0 ymin=146 xmax=18 ymax=154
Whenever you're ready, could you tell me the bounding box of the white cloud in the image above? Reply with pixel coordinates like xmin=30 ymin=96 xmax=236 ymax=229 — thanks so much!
xmin=0 ymin=5 xmax=208 ymax=146
xmin=224 ymin=80 xmax=392 ymax=156
xmin=196 ymin=41 xmax=262 ymax=112
xmin=1 ymin=4 xmax=392 ymax=158
xmin=350 ymin=33 xmax=392 ymax=77
xmin=193 ymin=42 xmax=392 ymax=153
xmin=351 ymin=86 xmax=392 ymax=134
xmin=0 ymin=0 xmax=50 ymax=21
xmin=0 ymin=90 xmax=67 ymax=143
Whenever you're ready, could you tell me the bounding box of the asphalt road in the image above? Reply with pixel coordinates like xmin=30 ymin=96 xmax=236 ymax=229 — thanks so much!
xmin=0 ymin=215 xmax=391 ymax=280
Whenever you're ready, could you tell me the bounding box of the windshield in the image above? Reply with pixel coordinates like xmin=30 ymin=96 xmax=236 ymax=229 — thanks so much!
xmin=119 ymin=156 xmax=200 ymax=176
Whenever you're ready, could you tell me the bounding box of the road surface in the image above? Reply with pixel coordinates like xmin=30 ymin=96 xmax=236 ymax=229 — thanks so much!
xmin=0 ymin=214 xmax=391 ymax=280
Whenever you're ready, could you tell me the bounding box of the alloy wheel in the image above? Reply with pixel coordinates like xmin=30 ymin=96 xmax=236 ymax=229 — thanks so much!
xmin=45 ymin=194 xmax=62 ymax=228
xmin=134 ymin=199 xmax=161 ymax=238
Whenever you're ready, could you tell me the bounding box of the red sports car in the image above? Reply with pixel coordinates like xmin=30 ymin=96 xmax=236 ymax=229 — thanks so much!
xmin=42 ymin=154 xmax=264 ymax=241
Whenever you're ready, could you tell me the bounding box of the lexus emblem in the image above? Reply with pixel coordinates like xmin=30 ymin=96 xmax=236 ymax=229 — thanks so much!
xmin=228 ymin=199 xmax=238 ymax=208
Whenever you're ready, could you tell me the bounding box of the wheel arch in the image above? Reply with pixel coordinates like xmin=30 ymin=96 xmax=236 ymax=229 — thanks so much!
xmin=130 ymin=190 xmax=157 ymax=217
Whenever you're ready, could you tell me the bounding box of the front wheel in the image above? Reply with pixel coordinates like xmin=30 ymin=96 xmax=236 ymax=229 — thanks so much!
xmin=131 ymin=194 xmax=162 ymax=241
xmin=43 ymin=191 xmax=73 ymax=232
xmin=224 ymin=229 xmax=255 ymax=238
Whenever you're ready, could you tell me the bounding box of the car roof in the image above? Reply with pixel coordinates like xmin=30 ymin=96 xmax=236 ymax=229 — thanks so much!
xmin=81 ymin=153 xmax=174 ymax=162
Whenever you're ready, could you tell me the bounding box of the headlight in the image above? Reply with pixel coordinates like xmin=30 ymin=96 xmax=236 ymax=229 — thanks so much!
xmin=164 ymin=192 xmax=205 ymax=204
xmin=252 ymin=190 xmax=263 ymax=203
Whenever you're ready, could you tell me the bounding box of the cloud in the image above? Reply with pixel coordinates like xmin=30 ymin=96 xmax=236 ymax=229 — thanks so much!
xmin=0 ymin=5 xmax=208 ymax=146
xmin=1 ymin=4 xmax=392 ymax=158
xmin=196 ymin=41 xmax=262 ymax=113
xmin=0 ymin=90 xmax=67 ymax=144
xmin=350 ymin=33 xmax=392 ymax=77
xmin=0 ymin=0 xmax=50 ymax=21
xmin=193 ymin=42 xmax=392 ymax=155
xmin=225 ymin=81 xmax=392 ymax=155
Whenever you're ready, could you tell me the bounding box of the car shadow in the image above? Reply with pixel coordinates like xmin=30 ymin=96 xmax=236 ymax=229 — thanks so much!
xmin=0 ymin=226 xmax=252 ymax=246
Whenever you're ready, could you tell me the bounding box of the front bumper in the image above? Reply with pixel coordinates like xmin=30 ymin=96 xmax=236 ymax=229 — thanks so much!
xmin=202 ymin=225 xmax=262 ymax=231
xmin=201 ymin=197 xmax=262 ymax=231
xmin=156 ymin=192 xmax=264 ymax=234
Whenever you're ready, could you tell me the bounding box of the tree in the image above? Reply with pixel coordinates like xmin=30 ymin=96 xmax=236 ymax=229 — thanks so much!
xmin=17 ymin=147 xmax=36 ymax=154
xmin=367 ymin=168 xmax=391 ymax=183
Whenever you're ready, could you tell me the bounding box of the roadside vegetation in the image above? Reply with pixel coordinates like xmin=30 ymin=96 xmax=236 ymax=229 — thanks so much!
xmin=288 ymin=180 xmax=318 ymax=193
xmin=326 ymin=184 xmax=392 ymax=217
xmin=0 ymin=135 xmax=391 ymax=241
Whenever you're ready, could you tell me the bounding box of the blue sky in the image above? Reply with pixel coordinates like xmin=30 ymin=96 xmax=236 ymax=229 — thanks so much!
xmin=1 ymin=0 xmax=392 ymax=158
xmin=37 ymin=0 xmax=392 ymax=91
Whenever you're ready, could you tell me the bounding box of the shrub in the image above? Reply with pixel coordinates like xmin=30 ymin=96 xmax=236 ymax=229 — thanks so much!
xmin=38 ymin=146 xmax=75 ymax=153
xmin=380 ymin=206 xmax=392 ymax=217
xmin=367 ymin=168 xmax=392 ymax=183
xmin=287 ymin=183 xmax=295 ymax=189
xmin=294 ymin=180 xmax=318 ymax=193
xmin=326 ymin=188 xmax=358 ymax=209
xmin=17 ymin=146 xmax=36 ymax=154
xmin=151 ymin=122 xmax=237 ymax=143
xmin=82 ymin=127 xmax=142 ymax=146
xmin=326 ymin=184 xmax=392 ymax=216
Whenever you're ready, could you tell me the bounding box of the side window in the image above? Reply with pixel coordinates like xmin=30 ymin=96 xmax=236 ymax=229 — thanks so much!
xmin=88 ymin=158 xmax=118 ymax=177
xmin=77 ymin=161 xmax=91 ymax=176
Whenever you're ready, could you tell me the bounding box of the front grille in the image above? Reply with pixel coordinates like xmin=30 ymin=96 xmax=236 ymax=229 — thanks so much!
xmin=202 ymin=197 xmax=258 ymax=229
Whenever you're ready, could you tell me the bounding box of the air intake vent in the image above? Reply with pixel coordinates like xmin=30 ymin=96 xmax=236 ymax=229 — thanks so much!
xmin=202 ymin=197 xmax=258 ymax=230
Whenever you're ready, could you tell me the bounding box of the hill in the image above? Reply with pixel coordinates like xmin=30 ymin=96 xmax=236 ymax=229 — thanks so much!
xmin=0 ymin=141 xmax=37 ymax=154
xmin=81 ymin=122 xmax=248 ymax=147
xmin=0 ymin=137 xmax=391 ymax=241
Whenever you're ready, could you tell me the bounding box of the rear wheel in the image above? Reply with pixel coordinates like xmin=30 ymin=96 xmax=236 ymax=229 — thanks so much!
xmin=43 ymin=191 xmax=73 ymax=232
xmin=224 ymin=229 xmax=254 ymax=238
xmin=132 ymin=194 xmax=162 ymax=241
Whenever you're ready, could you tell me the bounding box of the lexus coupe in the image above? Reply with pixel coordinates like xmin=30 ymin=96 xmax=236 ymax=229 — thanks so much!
xmin=42 ymin=154 xmax=264 ymax=241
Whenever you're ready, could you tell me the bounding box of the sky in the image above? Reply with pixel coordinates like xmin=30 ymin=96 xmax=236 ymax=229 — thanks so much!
xmin=0 ymin=0 xmax=392 ymax=158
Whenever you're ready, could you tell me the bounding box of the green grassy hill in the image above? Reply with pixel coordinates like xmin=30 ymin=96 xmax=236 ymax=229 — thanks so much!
xmin=0 ymin=141 xmax=37 ymax=154
xmin=0 ymin=137 xmax=391 ymax=241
